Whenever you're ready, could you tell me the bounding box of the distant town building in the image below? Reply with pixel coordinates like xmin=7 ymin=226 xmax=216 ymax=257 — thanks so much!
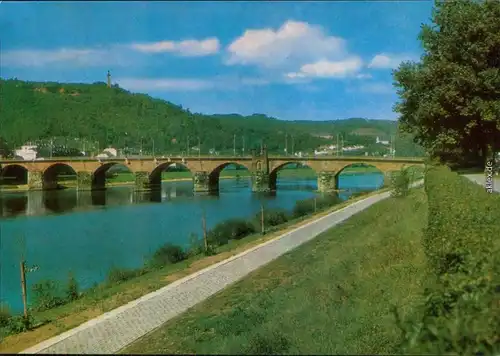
xmin=376 ymin=136 xmax=390 ymax=145
xmin=314 ymin=149 xmax=328 ymax=155
xmin=96 ymin=147 xmax=118 ymax=158
xmin=15 ymin=144 xmax=38 ymax=160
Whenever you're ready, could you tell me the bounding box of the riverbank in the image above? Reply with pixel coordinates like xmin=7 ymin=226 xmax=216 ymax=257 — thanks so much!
xmin=0 ymin=187 xmax=387 ymax=353
xmin=122 ymin=188 xmax=429 ymax=354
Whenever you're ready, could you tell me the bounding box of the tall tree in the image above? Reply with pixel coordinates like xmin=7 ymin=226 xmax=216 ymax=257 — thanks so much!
xmin=394 ymin=0 xmax=500 ymax=167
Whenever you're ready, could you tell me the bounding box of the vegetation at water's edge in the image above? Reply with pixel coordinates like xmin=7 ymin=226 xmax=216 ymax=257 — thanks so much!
xmin=0 ymin=189 xmax=368 ymax=340
xmin=0 ymin=78 xmax=425 ymax=158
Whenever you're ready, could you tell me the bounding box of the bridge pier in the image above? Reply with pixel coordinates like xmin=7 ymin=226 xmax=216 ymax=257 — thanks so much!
xmin=251 ymin=170 xmax=271 ymax=193
xmin=28 ymin=171 xmax=43 ymax=190
xmin=193 ymin=171 xmax=215 ymax=194
xmin=134 ymin=171 xmax=151 ymax=191
xmin=317 ymin=171 xmax=338 ymax=192
xmin=76 ymin=171 xmax=93 ymax=191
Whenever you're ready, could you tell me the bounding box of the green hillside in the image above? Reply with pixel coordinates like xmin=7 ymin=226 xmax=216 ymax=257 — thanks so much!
xmin=0 ymin=79 xmax=424 ymax=157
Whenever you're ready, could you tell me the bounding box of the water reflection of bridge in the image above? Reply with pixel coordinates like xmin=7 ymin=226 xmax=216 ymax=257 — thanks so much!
xmin=0 ymin=185 xmax=189 ymax=218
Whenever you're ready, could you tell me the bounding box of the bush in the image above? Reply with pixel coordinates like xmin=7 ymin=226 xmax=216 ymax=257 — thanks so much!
xmin=0 ymin=303 xmax=11 ymax=328
xmin=315 ymin=194 xmax=342 ymax=209
xmin=187 ymin=233 xmax=205 ymax=257
xmin=292 ymin=199 xmax=315 ymax=218
xmin=106 ymin=266 xmax=142 ymax=284
xmin=3 ymin=314 xmax=35 ymax=334
xmin=391 ymin=167 xmax=410 ymax=197
xmin=149 ymin=243 xmax=187 ymax=268
xmin=208 ymin=219 xmax=256 ymax=246
xmin=254 ymin=209 xmax=289 ymax=228
xmin=395 ymin=165 xmax=500 ymax=355
xmin=187 ymin=233 xmax=217 ymax=257
xmin=31 ymin=280 xmax=66 ymax=312
xmin=65 ymin=272 xmax=80 ymax=302
xmin=292 ymin=194 xmax=341 ymax=218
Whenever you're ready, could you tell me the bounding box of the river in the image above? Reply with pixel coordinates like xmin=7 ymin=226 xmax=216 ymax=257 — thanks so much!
xmin=0 ymin=173 xmax=383 ymax=313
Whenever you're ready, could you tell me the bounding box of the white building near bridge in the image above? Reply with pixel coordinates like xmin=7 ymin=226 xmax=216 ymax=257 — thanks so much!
xmin=14 ymin=144 xmax=38 ymax=160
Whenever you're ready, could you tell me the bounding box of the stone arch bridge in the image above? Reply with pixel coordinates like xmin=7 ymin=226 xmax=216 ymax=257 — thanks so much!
xmin=0 ymin=150 xmax=424 ymax=194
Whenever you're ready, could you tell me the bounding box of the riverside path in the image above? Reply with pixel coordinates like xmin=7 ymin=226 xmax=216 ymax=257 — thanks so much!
xmin=20 ymin=181 xmax=423 ymax=354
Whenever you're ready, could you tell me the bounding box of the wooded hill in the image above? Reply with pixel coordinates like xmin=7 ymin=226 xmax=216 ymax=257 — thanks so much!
xmin=0 ymin=78 xmax=424 ymax=157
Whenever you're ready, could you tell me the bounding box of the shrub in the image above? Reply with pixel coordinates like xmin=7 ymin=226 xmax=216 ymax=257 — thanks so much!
xmin=394 ymin=165 xmax=500 ymax=355
xmin=3 ymin=314 xmax=35 ymax=334
xmin=315 ymin=194 xmax=341 ymax=209
xmin=391 ymin=167 xmax=410 ymax=197
xmin=208 ymin=219 xmax=256 ymax=246
xmin=187 ymin=233 xmax=204 ymax=257
xmin=65 ymin=272 xmax=79 ymax=302
xmin=187 ymin=233 xmax=217 ymax=256
xmin=106 ymin=266 xmax=141 ymax=284
xmin=31 ymin=280 xmax=66 ymax=312
xmin=292 ymin=194 xmax=341 ymax=218
xmin=149 ymin=243 xmax=187 ymax=268
xmin=0 ymin=303 xmax=11 ymax=328
xmin=292 ymin=199 xmax=315 ymax=218
xmin=254 ymin=209 xmax=289 ymax=228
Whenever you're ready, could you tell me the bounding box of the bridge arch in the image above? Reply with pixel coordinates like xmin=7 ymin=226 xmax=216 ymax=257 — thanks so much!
xmin=92 ymin=162 xmax=134 ymax=190
xmin=208 ymin=162 xmax=252 ymax=193
xmin=0 ymin=164 xmax=29 ymax=186
xmin=42 ymin=163 xmax=78 ymax=190
xmin=269 ymin=161 xmax=317 ymax=191
xmin=149 ymin=162 xmax=192 ymax=188
xmin=335 ymin=163 xmax=385 ymax=191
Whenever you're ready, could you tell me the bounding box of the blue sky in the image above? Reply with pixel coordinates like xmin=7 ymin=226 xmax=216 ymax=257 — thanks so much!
xmin=0 ymin=1 xmax=434 ymax=121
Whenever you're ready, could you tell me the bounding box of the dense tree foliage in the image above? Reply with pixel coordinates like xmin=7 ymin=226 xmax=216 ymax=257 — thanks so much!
xmin=1 ymin=79 xmax=424 ymax=157
xmin=394 ymin=0 xmax=500 ymax=168
xmin=0 ymin=137 xmax=13 ymax=158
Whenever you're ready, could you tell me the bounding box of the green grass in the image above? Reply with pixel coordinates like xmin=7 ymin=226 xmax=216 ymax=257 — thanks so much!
xmin=122 ymin=188 xmax=429 ymax=355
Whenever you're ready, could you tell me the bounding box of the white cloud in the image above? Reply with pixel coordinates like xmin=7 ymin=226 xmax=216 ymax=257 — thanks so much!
xmin=130 ymin=37 xmax=220 ymax=56
xmin=226 ymin=20 xmax=347 ymax=68
xmin=286 ymin=57 xmax=363 ymax=79
xmin=1 ymin=37 xmax=220 ymax=68
xmin=0 ymin=47 xmax=132 ymax=67
xmin=368 ymin=53 xmax=415 ymax=69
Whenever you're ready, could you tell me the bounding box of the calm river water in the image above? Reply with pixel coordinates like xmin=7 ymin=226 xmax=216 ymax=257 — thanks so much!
xmin=0 ymin=173 xmax=383 ymax=313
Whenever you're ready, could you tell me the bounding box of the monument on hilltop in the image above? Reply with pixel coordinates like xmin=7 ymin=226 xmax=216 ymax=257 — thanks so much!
xmin=107 ymin=70 xmax=111 ymax=88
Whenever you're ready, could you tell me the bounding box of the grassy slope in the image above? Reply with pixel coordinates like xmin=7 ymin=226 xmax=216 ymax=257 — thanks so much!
xmin=122 ymin=189 xmax=428 ymax=354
